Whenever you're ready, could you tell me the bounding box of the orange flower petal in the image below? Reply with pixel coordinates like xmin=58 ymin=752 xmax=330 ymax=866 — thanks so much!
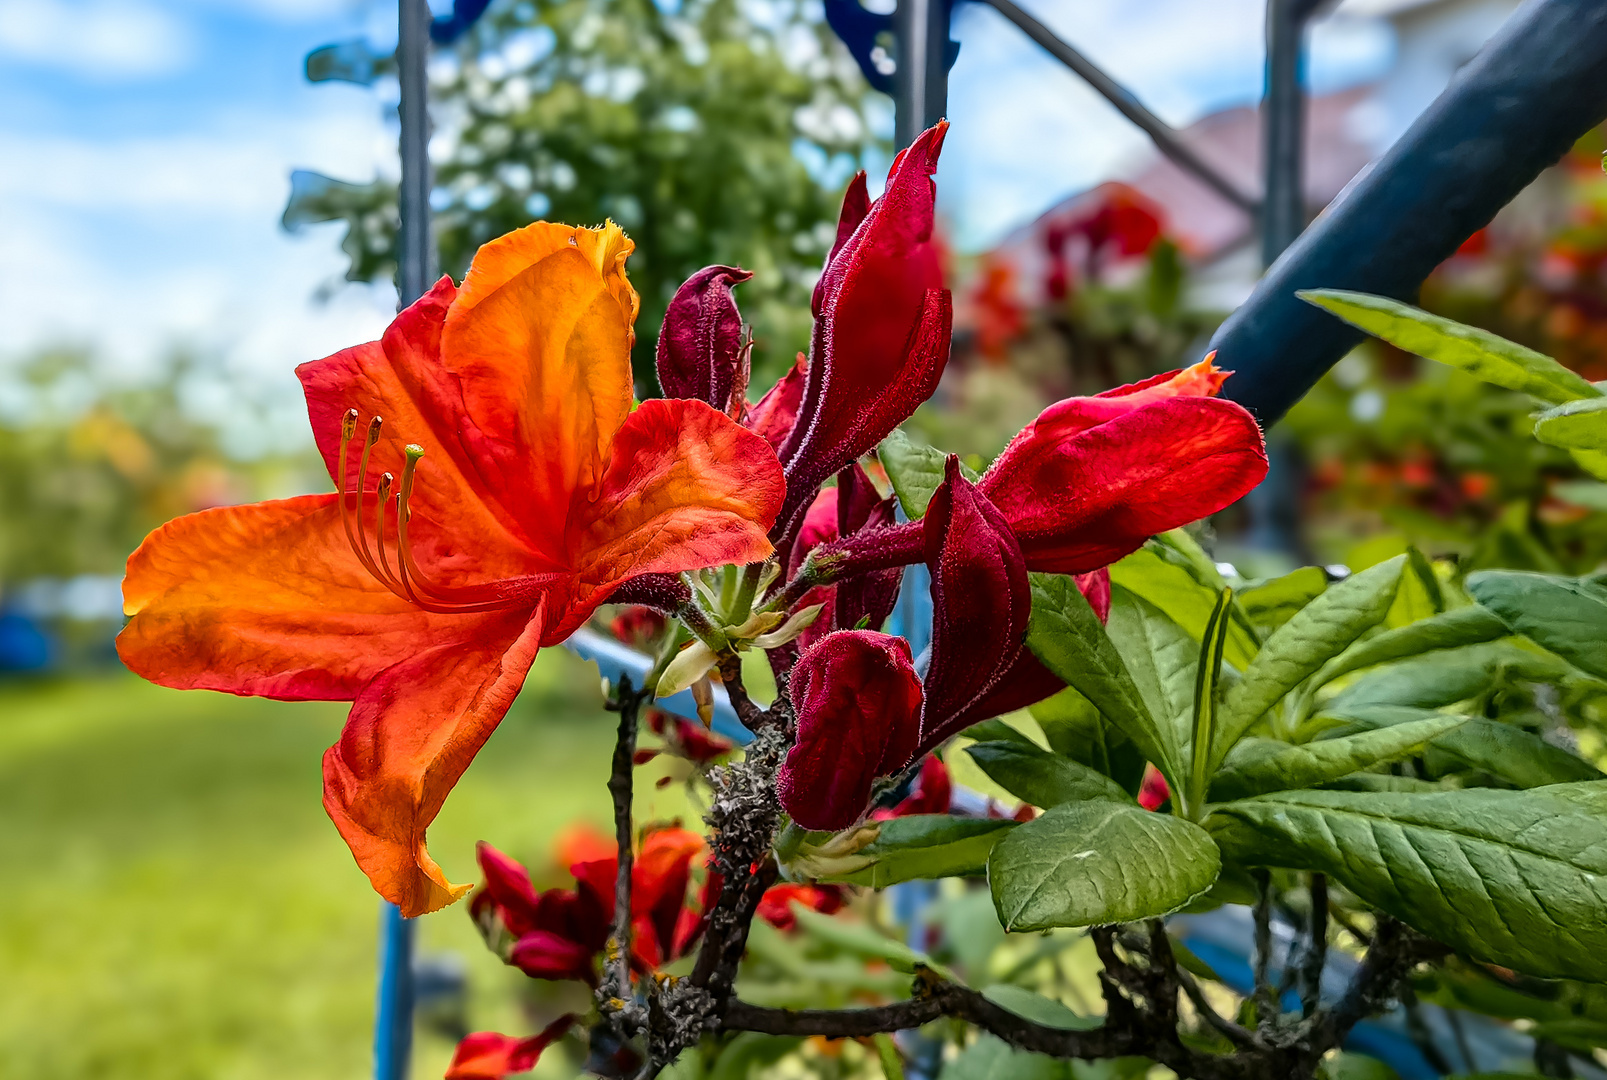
xmin=117 ymin=495 xmax=503 ymax=700
xmin=322 ymin=604 xmax=551 ymax=916
xmin=298 ymin=278 xmax=558 ymax=575
xmin=565 ymin=399 xmax=784 ymax=622
xmin=440 ymin=223 xmax=638 ymax=545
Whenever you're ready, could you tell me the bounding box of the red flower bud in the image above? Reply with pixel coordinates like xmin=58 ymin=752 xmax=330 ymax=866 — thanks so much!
xmin=775 ymin=122 xmax=954 ymax=543
xmin=833 ymin=464 xmax=903 ymax=634
xmin=977 ymin=357 xmax=1267 ymax=574
xmin=777 ymin=630 xmax=924 ymax=831
xmin=918 ymin=457 xmax=1063 ymax=752
xmin=656 ymin=265 xmax=753 ymax=415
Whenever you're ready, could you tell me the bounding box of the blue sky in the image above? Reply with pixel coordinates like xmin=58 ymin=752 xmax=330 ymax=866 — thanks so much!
xmin=0 ymin=0 xmax=1394 ymax=455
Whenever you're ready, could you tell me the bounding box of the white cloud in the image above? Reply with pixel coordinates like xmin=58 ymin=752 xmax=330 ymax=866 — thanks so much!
xmin=0 ymin=96 xmax=399 ymax=451
xmin=0 ymin=0 xmax=194 ymax=79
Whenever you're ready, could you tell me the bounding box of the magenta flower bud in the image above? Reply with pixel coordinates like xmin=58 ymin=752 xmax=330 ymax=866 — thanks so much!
xmin=774 ymin=122 xmax=954 ymax=546
xmin=656 ymin=265 xmax=753 ymax=415
xmin=917 ymin=456 xmax=1064 ymax=752
xmin=811 ymin=170 xmax=871 ymax=316
xmin=777 ymin=630 xmax=924 ymax=832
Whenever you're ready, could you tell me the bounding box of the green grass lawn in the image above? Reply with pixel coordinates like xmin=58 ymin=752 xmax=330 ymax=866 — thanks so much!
xmin=0 ymin=649 xmax=691 ymax=1079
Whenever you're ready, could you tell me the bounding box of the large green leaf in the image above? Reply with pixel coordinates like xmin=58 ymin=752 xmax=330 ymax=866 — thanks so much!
xmin=1207 ymin=784 xmax=1607 ymax=980
xmin=1300 ymin=290 xmax=1602 ymax=404
xmin=1467 ymin=570 xmax=1607 ymax=681
xmin=1209 ymin=714 xmax=1469 ymax=801
xmin=827 ymin=815 xmax=1017 ymax=888
xmin=965 ymin=740 xmax=1132 ymax=808
xmin=1328 ymin=704 xmax=1602 ymax=788
xmin=1535 ymin=396 xmax=1607 ymax=451
xmin=879 ymin=428 xmax=978 ymax=520
xmin=1212 ymin=556 xmax=1406 ymax=771
xmin=1323 ymin=641 xmax=1569 ymax=712
xmin=1028 ymin=572 xmax=1178 ymax=785
xmin=989 ymin=800 xmax=1220 ymax=931
xmin=1313 ymin=606 xmax=1508 ymax=689
xmin=1104 ymin=587 xmax=1197 ymax=770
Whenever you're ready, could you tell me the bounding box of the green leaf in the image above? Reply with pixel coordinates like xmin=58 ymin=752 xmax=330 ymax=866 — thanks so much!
xmin=1468 ymin=570 xmax=1607 ymax=681
xmin=873 ymin=1034 xmax=905 ymax=1080
xmin=1323 ymin=641 xmax=1569 ymax=712
xmin=788 ymin=905 xmax=958 ymax=980
xmin=1104 ymin=587 xmax=1197 ymax=771
xmin=1188 ymin=588 xmax=1233 ymax=808
xmin=1109 ymin=545 xmax=1258 ymax=669
xmin=989 ymin=800 xmax=1220 ymax=931
xmin=964 ymin=717 xmax=1042 ymax=749
xmin=1387 ymin=547 xmax=1444 ymax=628
xmin=1328 ymin=704 xmax=1602 ymax=788
xmin=1212 ymin=556 xmax=1406 ymax=771
xmin=880 ymin=428 xmax=977 ymax=520
xmin=980 ymin=985 xmax=1099 ymax=1030
xmin=708 ymin=1033 xmax=805 ymax=1080
xmin=1208 ymin=715 xmax=1469 ymax=801
xmin=965 ymin=740 xmax=1133 ymax=808
xmin=1238 ymin=566 xmax=1328 ymax=631
xmin=1535 ymin=396 xmax=1607 ymax=451
xmin=1299 ymin=290 xmax=1602 ymax=404
xmin=1207 ymin=784 xmax=1607 ymax=981
xmin=1027 ymin=572 xmax=1178 ymax=786
xmin=1312 ymin=606 xmax=1509 ymax=689
xmin=829 ymin=815 xmax=1017 ymax=888
xmin=938 ymin=1035 xmax=1069 ymax=1080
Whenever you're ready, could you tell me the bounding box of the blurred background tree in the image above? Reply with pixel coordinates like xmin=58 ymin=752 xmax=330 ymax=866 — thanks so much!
xmin=291 ymin=0 xmax=878 ymax=388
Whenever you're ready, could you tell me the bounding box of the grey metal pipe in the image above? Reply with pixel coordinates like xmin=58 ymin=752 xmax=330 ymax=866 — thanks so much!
xmin=1214 ymin=0 xmax=1607 ymax=427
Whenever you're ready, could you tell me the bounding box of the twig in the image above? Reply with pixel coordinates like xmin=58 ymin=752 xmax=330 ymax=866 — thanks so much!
xmin=716 ymin=652 xmax=775 ymax=732
xmin=1176 ymin=966 xmax=1260 ymax=1050
xmin=1299 ymin=874 xmax=1328 ymax=1017
xmin=1251 ymin=869 xmax=1277 ymax=1028
xmin=602 ymin=675 xmax=648 ymax=1032
xmin=1315 ymin=916 xmax=1448 ymax=1051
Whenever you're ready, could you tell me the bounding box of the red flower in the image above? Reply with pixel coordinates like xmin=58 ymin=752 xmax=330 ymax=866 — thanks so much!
xmin=874 ymin=755 xmax=953 ymax=819
xmin=446 ymin=1016 xmax=576 ymax=1079
xmin=776 ymin=630 xmax=924 ymax=832
xmin=824 ymin=356 xmax=1266 ymax=578
xmin=756 ymin=883 xmax=847 ymax=930
xmin=641 ymin=708 xmax=733 ymax=765
xmin=471 ymin=827 xmax=706 ymax=982
xmin=117 ymin=223 xmax=785 ymax=916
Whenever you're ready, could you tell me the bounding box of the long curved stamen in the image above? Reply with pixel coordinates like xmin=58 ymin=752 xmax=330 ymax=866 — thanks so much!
xmin=372 ymin=472 xmax=407 ymax=595
xmin=337 ymin=411 xmax=556 ymax=614
xmin=351 ymin=416 xmax=392 ymax=587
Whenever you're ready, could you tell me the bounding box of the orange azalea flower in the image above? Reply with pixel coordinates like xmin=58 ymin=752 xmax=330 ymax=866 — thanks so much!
xmin=118 ymin=223 xmax=785 ymax=916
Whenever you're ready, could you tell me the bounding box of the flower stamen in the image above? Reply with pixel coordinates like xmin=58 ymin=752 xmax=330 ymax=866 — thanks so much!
xmin=337 ymin=411 xmax=560 ymax=614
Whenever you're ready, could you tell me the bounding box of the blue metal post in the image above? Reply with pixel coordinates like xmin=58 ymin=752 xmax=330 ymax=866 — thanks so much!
xmin=373 ymin=0 xmax=433 ymax=1076
xmin=374 ymin=903 xmax=417 ymax=1080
